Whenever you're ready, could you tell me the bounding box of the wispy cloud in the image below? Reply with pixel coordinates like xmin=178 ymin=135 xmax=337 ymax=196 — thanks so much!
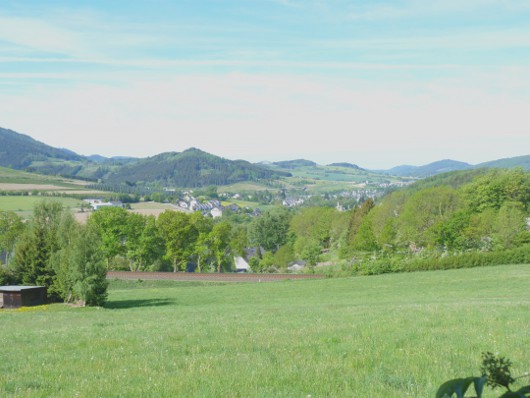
xmin=0 ymin=16 xmax=87 ymax=58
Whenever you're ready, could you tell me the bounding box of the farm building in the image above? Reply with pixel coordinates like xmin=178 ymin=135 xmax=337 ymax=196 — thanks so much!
xmin=0 ymin=286 xmax=47 ymax=309
xmin=234 ymin=256 xmax=251 ymax=272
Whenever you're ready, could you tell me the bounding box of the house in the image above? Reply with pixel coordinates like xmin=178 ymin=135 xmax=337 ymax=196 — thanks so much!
xmin=283 ymin=198 xmax=304 ymax=207
xmin=288 ymin=260 xmax=307 ymax=272
xmin=210 ymin=208 xmax=223 ymax=218
xmin=234 ymin=256 xmax=251 ymax=272
xmin=84 ymin=199 xmax=124 ymax=211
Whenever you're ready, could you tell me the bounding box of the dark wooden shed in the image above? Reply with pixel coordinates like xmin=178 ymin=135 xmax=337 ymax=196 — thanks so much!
xmin=0 ymin=286 xmax=47 ymax=309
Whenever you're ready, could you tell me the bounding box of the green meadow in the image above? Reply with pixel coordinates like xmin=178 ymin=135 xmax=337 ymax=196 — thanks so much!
xmin=0 ymin=196 xmax=83 ymax=217
xmin=1 ymin=265 xmax=529 ymax=397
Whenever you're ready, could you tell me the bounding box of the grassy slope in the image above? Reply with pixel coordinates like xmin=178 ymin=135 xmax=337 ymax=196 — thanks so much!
xmin=0 ymin=166 xmax=85 ymax=188
xmin=1 ymin=265 xmax=529 ymax=397
xmin=0 ymin=197 xmax=84 ymax=218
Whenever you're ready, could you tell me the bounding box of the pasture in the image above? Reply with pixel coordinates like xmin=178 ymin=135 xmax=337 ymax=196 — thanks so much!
xmin=0 ymin=196 xmax=84 ymax=218
xmin=1 ymin=264 xmax=529 ymax=397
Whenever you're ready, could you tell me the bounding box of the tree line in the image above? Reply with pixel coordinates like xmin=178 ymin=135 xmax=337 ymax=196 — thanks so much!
xmin=1 ymin=168 xmax=529 ymax=304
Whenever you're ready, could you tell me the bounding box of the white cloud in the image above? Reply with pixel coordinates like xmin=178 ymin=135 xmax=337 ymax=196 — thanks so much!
xmin=0 ymin=16 xmax=86 ymax=57
xmin=1 ymin=71 xmax=529 ymax=168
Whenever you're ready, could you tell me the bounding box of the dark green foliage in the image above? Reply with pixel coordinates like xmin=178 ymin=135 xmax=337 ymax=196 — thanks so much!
xmin=272 ymin=159 xmax=317 ymax=168
xmin=0 ymin=211 xmax=24 ymax=266
xmin=481 ymin=352 xmax=515 ymax=391
xmin=106 ymin=148 xmax=290 ymax=188
xmin=0 ymin=265 xmax=18 ymax=285
xmin=157 ymin=211 xmax=199 ymax=272
xmin=436 ymin=376 xmax=486 ymax=398
xmin=13 ymin=201 xmax=65 ymax=300
xmin=70 ymin=225 xmax=108 ymax=306
xmin=6 ymin=201 xmax=108 ymax=306
xmin=87 ymin=206 xmax=129 ymax=269
xmin=248 ymin=208 xmax=291 ymax=252
xmin=327 ymin=162 xmax=363 ymax=170
xmin=437 ymin=353 xmax=529 ymax=397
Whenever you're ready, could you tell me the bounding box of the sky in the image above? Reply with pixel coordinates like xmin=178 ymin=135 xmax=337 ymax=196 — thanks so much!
xmin=1 ymin=0 xmax=529 ymax=169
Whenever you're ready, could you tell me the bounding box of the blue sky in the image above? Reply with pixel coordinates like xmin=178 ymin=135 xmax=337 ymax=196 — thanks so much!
xmin=1 ymin=0 xmax=529 ymax=168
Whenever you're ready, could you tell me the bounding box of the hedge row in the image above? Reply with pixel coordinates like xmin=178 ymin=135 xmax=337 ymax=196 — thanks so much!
xmin=319 ymin=245 xmax=530 ymax=277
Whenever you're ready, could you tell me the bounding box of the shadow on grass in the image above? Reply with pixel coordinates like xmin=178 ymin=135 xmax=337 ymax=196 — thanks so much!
xmin=105 ymin=298 xmax=176 ymax=309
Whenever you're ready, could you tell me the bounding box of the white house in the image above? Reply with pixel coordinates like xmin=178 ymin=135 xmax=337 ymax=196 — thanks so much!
xmin=234 ymin=256 xmax=251 ymax=272
xmin=210 ymin=208 xmax=223 ymax=218
xmin=83 ymin=199 xmax=124 ymax=211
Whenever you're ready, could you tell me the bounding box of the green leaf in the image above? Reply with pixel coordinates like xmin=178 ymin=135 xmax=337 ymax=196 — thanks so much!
xmin=499 ymin=385 xmax=530 ymax=398
xmin=473 ymin=376 xmax=487 ymax=397
xmin=436 ymin=377 xmax=475 ymax=398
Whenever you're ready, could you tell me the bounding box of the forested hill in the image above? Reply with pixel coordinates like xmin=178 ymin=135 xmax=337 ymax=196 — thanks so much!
xmin=476 ymin=154 xmax=530 ymax=170
xmin=272 ymin=159 xmax=317 ymax=168
xmin=105 ymin=148 xmax=292 ymax=187
xmin=382 ymin=159 xmax=472 ymax=177
xmin=0 ymin=127 xmax=83 ymax=169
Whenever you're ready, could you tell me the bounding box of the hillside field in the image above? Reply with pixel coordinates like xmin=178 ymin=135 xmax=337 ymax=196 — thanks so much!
xmin=1 ymin=265 xmax=529 ymax=397
xmin=0 ymin=196 xmax=85 ymax=218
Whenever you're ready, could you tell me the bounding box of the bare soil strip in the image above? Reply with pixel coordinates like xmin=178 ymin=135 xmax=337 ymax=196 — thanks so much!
xmin=107 ymin=271 xmax=324 ymax=282
xmin=0 ymin=183 xmax=70 ymax=191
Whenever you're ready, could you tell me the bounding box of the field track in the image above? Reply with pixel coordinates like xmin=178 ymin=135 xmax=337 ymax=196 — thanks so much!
xmin=107 ymin=270 xmax=324 ymax=282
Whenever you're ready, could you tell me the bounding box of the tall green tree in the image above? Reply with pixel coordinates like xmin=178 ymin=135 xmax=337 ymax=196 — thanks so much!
xmin=123 ymin=212 xmax=147 ymax=271
xmin=14 ymin=201 xmax=66 ymax=299
xmin=0 ymin=211 xmax=25 ymax=267
xmin=70 ymin=224 xmax=108 ymax=306
xmin=136 ymin=215 xmax=165 ymax=271
xmin=157 ymin=211 xmax=198 ymax=272
xmin=88 ymin=206 xmax=129 ymax=269
xmin=209 ymin=221 xmax=232 ymax=273
xmin=493 ymin=201 xmax=528 ymax=249
xmin=190 ymin=212 xmax=214 ymax=272
xmin=48 ymin=211 xmax=80 ymax=300
xmin=396 ymin=186 xmax=460 ymax=248
xmin=248 ymin=208 xmax=290 ymax=253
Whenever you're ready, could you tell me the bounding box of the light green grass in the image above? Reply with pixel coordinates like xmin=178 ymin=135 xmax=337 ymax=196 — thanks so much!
xmin=218 ymin=182 xmax=272 ymax=192
xmin=1 ymin=265 xmax=529 ymax=397
xmin=0 ymin=166 xmax=85 ymax=189
xmin=130 ymin=202 xmax=178 ymax=210
xmin=0 ymin=196 xmax=83 ymax=216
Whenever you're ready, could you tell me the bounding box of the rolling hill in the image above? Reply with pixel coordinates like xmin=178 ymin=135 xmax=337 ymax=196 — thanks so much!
xmin=105 ymin=148 xmax=291 ymax=188
xmin=381 ymin=159 xmax=473 ymax=177
xmin=476 ymin=154 xmax=530 ymax=170
xmin=0 ymin=127 xmax=83 ymax=169
xmin=1 ymin=126 xmax=530 ymax=189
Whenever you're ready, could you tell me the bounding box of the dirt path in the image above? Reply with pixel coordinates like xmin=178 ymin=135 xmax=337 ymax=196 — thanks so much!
xmin=107 ymin=271 xmax=324 ymax=283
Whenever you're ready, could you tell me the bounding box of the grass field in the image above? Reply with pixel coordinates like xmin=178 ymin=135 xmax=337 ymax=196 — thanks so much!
xmin=0 ymin=167 xmax=86 ymax=189
xmin=1 ymin=265 xmax=529 ymax=397
xmin=0 ymin=196 xmax=84 ymax=218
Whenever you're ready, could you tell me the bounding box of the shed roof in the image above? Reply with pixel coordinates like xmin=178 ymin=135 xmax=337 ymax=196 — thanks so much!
xmin=0 ymin=286 xmax=45 ymax=292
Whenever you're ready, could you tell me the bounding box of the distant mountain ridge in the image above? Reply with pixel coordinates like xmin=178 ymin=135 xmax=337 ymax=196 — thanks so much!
xmin=1 ymin=126 xmax=530 ymax=186
xmin=476 ymin=155 xmax=530 ymax=170
xmin=105 ymin=148 xmax=291 ymax=187
xmin=381 ymin=159 xmax=473 ymax=177
xmin=328 ymin=162 xmax=363 ymax=170
xmin=272 ymin=159 xmax=317 ymax=168
xmin=0 ymin=127 xmax=83 ymax=169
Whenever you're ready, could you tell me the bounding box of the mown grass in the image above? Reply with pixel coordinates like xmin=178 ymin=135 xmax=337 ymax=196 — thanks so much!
xmin=0 ymin=196 xmax=83 ymax=216
xmin=1 ymin=265 xmax=529 ymax=397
